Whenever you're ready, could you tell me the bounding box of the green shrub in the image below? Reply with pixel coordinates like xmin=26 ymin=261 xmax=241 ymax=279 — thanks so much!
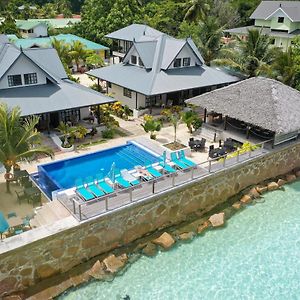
xmin=102 ymin=129 xmax=115 ymax=139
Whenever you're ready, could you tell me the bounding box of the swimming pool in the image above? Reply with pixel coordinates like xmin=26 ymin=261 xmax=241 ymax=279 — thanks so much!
xmin=37 ymin=142 xmax=159 ymax=198
xmin=59 ymin=181 xmax=300 ymax=299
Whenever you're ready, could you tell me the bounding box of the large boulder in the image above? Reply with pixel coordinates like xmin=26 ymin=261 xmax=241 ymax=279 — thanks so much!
xmin=103 ymin=254 xmax=128 ymax=274
xmin=286 ymin=174 xmax=296 ymax=183
xmin=178 ymin=232 xmax=194 ymax=241
xmin=232 ymin=201 xmax=242 ymax=210
xmin=240 ymin=194 xmax=252 ymax=204
xmin=197 ymin=221 xmax=210 ymax=234
xmin=209 ymin=213 xmax=225 ymax=227
xmin=277 ymin=178 xmax=286 ymax=187
xmin=89 ymin=260 xmax=106 ymax=280
xmin=142 ymin=242 xmax=157 ymax=257
xmin=256 ymin=185 xmax=268 ymax=194
xmin=249 ymin=188 xmax=260 ymax=199
xmin=152 ymin=232 xmax=175 ymax=249
xmin=268 ymin=182 xmax=279 ymax=191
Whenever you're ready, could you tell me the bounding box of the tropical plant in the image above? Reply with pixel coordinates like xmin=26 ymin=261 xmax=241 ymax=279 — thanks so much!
xmin=161 ymin=106 xmax=182 ymax=144
xmin=214 ymin=28 xmax=278 ymax=77
xmin=181 ymin=110 xmax=201 ymax=133
xmin=86 ymin=53 xmax=105 ymax=69
xmin=68 ymin=40 xmax=91 ymax=71
xmin=141 ymin=115 xmax=162 ymax=139
xmin=184 ymin=0 xmax=210 ymax=22
xmin=0 ymin=105 xmax=53 ymax=192
xmin=57 ymin=121 xmax=75 ymax=148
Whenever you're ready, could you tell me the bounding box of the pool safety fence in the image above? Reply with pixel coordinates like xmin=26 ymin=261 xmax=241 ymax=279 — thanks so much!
xmin=56 ymin=141 xmax=269 ymax=221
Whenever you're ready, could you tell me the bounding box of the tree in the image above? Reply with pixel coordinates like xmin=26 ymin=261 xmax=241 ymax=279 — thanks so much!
xmin=179 ymin=17 xmax=223 ymax=65
xmin=141 ymin=115 xmax=162 ymax=140
xmin=0 ymin=105 xmax=53 ymax=192
xmin=68 ymin=40 xmax=90 ymax=71
xmin=161 ymin=106 xmax=182 ymax=144
xmin=214 ymin=28 xmax=277 ymax=77
xmin=184 ymin=0 xmax=210 ymax=22
xmin=0 ymin=13 xmax=18 ymax=34
xmin=181 ymin=109 xmax=201 ymax=133
xmin=86 ymin=53 xmax=105 ymax=69
xmin=105 ymin=0 xmax=141 ymax=34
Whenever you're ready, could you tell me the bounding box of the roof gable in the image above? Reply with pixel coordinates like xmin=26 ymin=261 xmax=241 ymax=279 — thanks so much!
xmin=250 ymin=1 xmax=300 ymax=22
xmin=265 ymin=7 xmax=293 ymax=21
xmin=0 ymin=41 xmax=20 ymax=79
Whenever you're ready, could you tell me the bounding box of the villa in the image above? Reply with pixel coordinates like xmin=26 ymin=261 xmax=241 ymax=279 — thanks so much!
xmin=186 ymin=77 xmax=300 ymax=146
xmin=0 ymin=35 xmax=114 ymax=130
xmin=225 ymin=1 xmax=300 ymax=50
xmin=87 ymin=24 xmax=239 ymax=115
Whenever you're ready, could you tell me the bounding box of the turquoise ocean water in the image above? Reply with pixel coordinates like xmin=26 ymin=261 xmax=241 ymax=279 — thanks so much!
xmin=59 ymin=181 xmax=300 ymax=300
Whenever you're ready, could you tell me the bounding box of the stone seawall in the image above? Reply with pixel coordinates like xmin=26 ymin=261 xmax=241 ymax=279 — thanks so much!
xmin=1 ymin=142 xmax=300 ymax=296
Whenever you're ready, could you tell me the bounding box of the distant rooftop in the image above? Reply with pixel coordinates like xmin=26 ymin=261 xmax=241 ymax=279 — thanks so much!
xmin=105 ymin=24 xmax=164 ymax=42
xmin=16 ymin=18 xmax=81 ymax=29
xmin=250 ymin=1 xmax=300 ymax=22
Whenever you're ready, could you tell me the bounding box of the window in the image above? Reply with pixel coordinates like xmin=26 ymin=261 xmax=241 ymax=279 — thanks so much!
xmin=173 ymin=58 xmax=181 ymax=68
xmin=107 ymin=81 xmax=112 ymax=88
xmin=131 ymin=55 xmax=137 ymax=64
xmin=278 ymin=17 xmax=284 ymax=23
xmin=28 ymin=29 xmax=33 ymax=33
xmin=183 ymin=57 xmax=191 ymax=67
xmin=8 ymin=75 xmax=22 ymax=87
xmin=24 ymin=73 xmax=37 ymax=85
xmin=270 ymin=38 xmax=275 ymax=45
xmin=123 ymin=88 xmax=132 ymax=98
xmin=138 ymin=57 xmax=144 ymax=67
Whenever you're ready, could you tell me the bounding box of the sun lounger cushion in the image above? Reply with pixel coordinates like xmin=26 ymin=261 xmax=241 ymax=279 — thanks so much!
xmin=97 ymin=181 xmax=114 ymax=194
xmin=115 ymin=176 xmax=131 ymax=188
xmin=146 ymin=166 xmax=162 ymax=178
xmin=170 ymin=152 xmax=189 ymax=169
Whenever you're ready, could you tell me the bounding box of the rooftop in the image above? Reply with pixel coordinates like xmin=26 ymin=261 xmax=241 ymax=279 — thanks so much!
xmin=16 ymin=18 xmax=81 ymax=29
xmin=186 ymin=77 xmax=300 ymax=135
xmin=250 ymin=1 xmax=300 ymax=22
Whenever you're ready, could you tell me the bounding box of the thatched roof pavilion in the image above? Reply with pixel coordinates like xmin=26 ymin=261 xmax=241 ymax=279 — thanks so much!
xmin=186 ymin=77 xmax=300 ymax=144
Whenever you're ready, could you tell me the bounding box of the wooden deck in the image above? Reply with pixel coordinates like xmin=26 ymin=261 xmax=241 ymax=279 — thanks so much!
xmin=57 ymin=146 xmax=267 ymax=221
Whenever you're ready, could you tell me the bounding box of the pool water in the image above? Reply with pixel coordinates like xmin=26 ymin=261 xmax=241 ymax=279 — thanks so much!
xmin=37 ymin=142 xmax=159 ymax=197
xmin=59 ymin=181 xmax=300 ymax=300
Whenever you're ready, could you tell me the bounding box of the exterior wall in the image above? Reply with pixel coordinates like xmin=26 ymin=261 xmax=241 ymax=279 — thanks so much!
xmin=0 ymin=54 xmax=47 ymax=89
xmin=80 ymin=107 xmax=90 ymax=119
xmin=270 ymin=11 xmax=291 ymax=31
xmin=168 ymin=45 xmax=200 ymax=69
xmin=254 ymin=19 xmax=271 ymax=27
xmin=1 ymin=142 xmax=300 ymax=296
xmin=274 ymin=36 xmax=290 ymax=50
xmin=32 ymin=24 xmax=48 ymax=38
xmin=107 ymin=83 xmax=146 ymax=110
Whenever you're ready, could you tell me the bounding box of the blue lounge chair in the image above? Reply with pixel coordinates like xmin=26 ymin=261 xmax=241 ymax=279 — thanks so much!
xmin=159 ymin=162 xmax=176 ymax=173
xmin=75 ymin=179 xmax=95 ymax=201
xmin=85 ymin=177 xmax=105 ymax=198
xmin=115 ymin=175 xmax=131 ymax=188
xmin=95 ymin=175 xmax=114 ymax=194
xmin=170 ymin=152 xmax=189 ymax=169
xmin=178 ymin=150 xmax=197 ymax=167
xmin=146 ymin=166 xmax=162 ymax=178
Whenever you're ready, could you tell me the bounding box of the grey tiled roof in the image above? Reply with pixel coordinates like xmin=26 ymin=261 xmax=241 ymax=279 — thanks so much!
xmin=250 ymin=1 xmax=300 ymax=21
xmin=0 ymin=80 xmax=115 ymax=116
xmin=225 ymin=25 xmax=300 ymax=37
xmin=105 ymin=24 xmax=163 ymax=42
xmin=87 ymin=33 xmax=235 ymax=96
xmin=186 ymin=77 xmax=300 ymax=134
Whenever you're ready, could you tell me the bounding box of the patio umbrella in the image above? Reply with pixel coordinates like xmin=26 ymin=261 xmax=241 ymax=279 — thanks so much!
xmin=0 ymin=212 xmax=9 ymax=239
xmin=107 ymin=162 xmax=116 ymax=183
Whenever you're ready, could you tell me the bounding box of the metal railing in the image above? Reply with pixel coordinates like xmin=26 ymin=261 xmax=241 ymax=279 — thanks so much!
xmin=57 ymin=140 xmax=270 ymax=221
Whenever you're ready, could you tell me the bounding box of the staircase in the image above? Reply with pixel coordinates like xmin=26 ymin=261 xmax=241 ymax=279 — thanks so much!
xmin=196 ymin=124 xmax=223 ymax=142
xmin=30 ymin=200 xmax=71 ymax=228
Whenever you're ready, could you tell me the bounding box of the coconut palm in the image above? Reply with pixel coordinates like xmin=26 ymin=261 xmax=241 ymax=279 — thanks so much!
xmin=51 ymin=38 xmax=72 ymax=66
xmin=184 ymin=0 xmax=210 ymax=22
xmin=68 ymin=41 xmax=90 ymax=72
xmin=214 ymin=28 xmax=277 ymax=77
xmin=0 ymin=105 xmax=53 ymax=192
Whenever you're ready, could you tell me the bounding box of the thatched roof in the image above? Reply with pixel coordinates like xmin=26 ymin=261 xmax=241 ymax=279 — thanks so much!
xmin=186 ymin=77 xmax=300 ymax=135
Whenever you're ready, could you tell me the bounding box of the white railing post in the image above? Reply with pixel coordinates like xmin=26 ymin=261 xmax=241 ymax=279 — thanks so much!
xmin=72 ymin=198 xmax=76 ymax=214
xmin=152 ymin=180 xmax=155 ymax=194
xmin=172 ymin=174 xmax=175 ymax=186
xmin=79 ymin=204 xmax=82 ymax=221
xmin=237 ymin=150 xmax=240 ymax=162
xmin=208 ymin=160 xmax=212 ymax=172
xmin=105 ymin=197 xmax=108 ymax=211
xmin=129 ymin=189 xmax=133 ymax=202
xmin=223 ymin=156 xmax=226 ymax=168
xmin=249 ymin=149 xmax=252 ymax=158
xmin=191 ymin=167 xmax=194 ymax=179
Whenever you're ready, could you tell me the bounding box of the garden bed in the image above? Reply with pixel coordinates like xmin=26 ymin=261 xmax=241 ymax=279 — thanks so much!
xmin=163 ymin=142 xmax=188 ymax=151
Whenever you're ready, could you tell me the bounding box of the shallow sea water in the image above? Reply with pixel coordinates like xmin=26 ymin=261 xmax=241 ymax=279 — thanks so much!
xmin=59 ymin=181 xmax=300 ymax=300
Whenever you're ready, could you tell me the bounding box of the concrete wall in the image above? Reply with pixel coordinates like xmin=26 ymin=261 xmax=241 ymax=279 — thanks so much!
xmin=0 ymin=54 xmax=47 ymax=89
xmin=1 ymin=142 xmax=300 ymax=296
xmin=108 ymin=83 xmax=146 ymax=110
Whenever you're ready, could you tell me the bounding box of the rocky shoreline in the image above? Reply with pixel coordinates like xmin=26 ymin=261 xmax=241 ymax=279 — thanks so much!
xmin=7 ymin=169 xmax=300 ymax=300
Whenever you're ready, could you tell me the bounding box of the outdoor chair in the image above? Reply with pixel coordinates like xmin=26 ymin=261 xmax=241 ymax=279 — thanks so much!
xmin=145 ymin=166 xmax=163 ymax=178
xmin=85 ymin=177 xmax=105 ymax=198
xmin=15 ymin=190 xmax=28 ymax=205
xmin=120 ymin=169 xmax=140 ymax=186
xmin=29 ymin=193 xmax=42 ymax=207
xmin=178 ymin=150 xmax=197 ymax=167
xmin=158 ymin=162 xmax=177 ymax=174
xmin=95 ymin=175 xmax=115 ymax=194
xmin=170 ymin=152 xmax=189 ymax=170
xmin=75 ymin=179 xmax=95 ymax=201
xmin=194 ymin=138 xmax=206 ymax=152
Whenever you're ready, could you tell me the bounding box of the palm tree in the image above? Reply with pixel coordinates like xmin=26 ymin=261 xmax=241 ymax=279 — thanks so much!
xmin=184 ymin=0 xmax=210 ymax=22
xmin=0 ymin=105 xmax=53 ymax=192
xmin=51 ymin=38 xmax=72 ymax=66
xmin=68 ymin=41 xmax=90 ymax=72
xmin=214 ymin=28 xmax=277 ymax=77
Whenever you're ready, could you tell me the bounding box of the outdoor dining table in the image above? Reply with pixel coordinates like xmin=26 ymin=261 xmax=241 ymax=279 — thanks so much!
xmin=0 ymin=212 xmax=9 ymax=239
xmin=24 ymin=186 xmax=41 ymax=198
xmin=14 ymin=170 xmax=29 ymax=180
